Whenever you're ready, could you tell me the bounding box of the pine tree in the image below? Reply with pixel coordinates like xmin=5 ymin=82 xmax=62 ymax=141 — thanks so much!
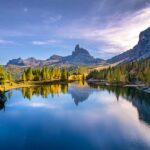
xmin=0 ymin=65 xmax=7 ymax=84
xmin=26 ymin=67 xmax=34 ymax=81
xmin=22 ymin=73 xmax=26 ymax=82
xmin=82 ymin=74 xmax=85 ymax=81
xmin=86 ymin=57 xmax=150 ymax=84
xmin=41 ymin=67 xmax=47 ymax=80
xmin=61 ymin=68 xmax=68 ymax=81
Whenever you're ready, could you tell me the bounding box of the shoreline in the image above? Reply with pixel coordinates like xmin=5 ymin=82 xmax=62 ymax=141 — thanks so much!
xmin=0 ymin=80 xmax=74 ymax=92
xmin=87 ymin=80 xmax=150 ymax=94
xmin=0 ymin=80 xmax=150 ymax=94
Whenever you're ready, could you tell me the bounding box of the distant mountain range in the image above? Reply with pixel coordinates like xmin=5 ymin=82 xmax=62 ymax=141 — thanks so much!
xmin=6 ymin=27 xmax=150 ymax=67
xmin=107 ymin=27 xmax=150 ymax=63
xmin=7 ymin=44 xmax=105 ymax=67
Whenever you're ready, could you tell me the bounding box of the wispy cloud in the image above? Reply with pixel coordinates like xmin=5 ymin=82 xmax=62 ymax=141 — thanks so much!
xmin=0 ymin=0 xmax=150 ymax=62
xmin=0 ymin=39 xmax=15 ymax=45
xmin=57 ymin=6 xmax=150 ymax=55
xmin=43 ymin=14 xmax=62 ymax=24
xmin=32 ymin=39 xmax=60 ymax=46
xmin=23 ymin=8 xmax=29 ymax=12
xmin=95 ymin=6 xmax=150 ymax=53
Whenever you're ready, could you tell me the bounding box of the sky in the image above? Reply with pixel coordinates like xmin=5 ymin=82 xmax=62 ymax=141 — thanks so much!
xmin=0 ymin=0 xmax=150 ymax=64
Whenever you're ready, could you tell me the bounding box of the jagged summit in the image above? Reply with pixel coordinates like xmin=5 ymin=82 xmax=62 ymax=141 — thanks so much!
xmin=108 ymin=27 xmax=150 ymax=63
xmin=138 ymin=27 xmax=150 ymax=52
xmin=6 ymin=45 xmax=105 ymax=67
xmin=47 ymin=55 xmax=62 ymax=61
xmin=7 ymin=58 xmax=24 ymax=66
xmin=72 ymin=44 xmax=90 ymax=56
xmin=7 ymin=57 xmax=42 ymax=66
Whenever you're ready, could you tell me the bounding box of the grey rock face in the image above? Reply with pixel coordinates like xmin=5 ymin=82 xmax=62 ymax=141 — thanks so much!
xmin=7 ymin=45 xmax=105 ymax=66
xmin=73 ymin=44 xmax=90 ymax=56
xmin=107 ymin=27 xmax=150 ymax=63
xmin=7 ymin=58 xmax=24 ymax=66
xmin=23 ymin=57 xmax=43 ymax=66
xmin=7 ymin=57 xmax=42 ymax=67
xmin=63 ymin=44 xmax=99 ymax=65
xmin=48 ymin=55 xmax=62 ymax=61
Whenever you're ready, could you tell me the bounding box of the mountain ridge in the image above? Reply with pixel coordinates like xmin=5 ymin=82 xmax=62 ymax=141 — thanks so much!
xmin=7 ymin=44 xmax=105 ymax=67
xmin=6 ymin=27 xmax=150 ymax=67
xmin=107 ymin=27 xmax=150 ymax=63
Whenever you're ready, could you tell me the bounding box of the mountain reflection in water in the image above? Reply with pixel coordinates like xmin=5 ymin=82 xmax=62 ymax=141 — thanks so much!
xmin=88 ymin=83 xmax=150 ymax=126
xmin=0 ymin=82 xmax=150 ymax=150
xmin=1 ymin=82 xmax=150 ymax=126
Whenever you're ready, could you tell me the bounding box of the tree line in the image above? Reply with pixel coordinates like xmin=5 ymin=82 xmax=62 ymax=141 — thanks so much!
xmin=88 ymin=83 xmax=150 ymax=102
xmin=21 ymin=84 xmax=68 ymax=99
xmin=21 ymin=67 xmax=69 ymax=82
xmin=0 ymin=65 xmax=87 ymax=85
xmin=87 ymin=57 xmax=150 ymax=85
xmin=0 ymin=65 xmax=13 ymax=84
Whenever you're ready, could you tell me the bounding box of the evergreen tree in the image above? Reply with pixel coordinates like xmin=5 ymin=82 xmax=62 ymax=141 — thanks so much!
xmin=0 ymin=65 xmax=14 ymax=84
xmin=61 ymin=68 xmax=68 ymax=81
xmin=26 ymin=67 xmax=34 ymax=81
xmin=22 ymin=73 xmax=26 ymax=82
xmin=0 ymin=65 xmax=8 ymax=84
xmin=86 ymin=57 xmax=150 ymax=84
xmin=82 ymin=74 xmax=85 ymax=81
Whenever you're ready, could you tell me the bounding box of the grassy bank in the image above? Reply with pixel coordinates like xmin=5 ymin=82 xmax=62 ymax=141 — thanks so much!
xmin=0 ymin=80 xmax=73 ymax=92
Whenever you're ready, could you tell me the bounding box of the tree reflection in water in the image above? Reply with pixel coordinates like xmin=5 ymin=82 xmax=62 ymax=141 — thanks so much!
xmin=20 ymin=83 xmax=150 ymax=125
xmin=88 ymin=83 xmax=150 ymax=125
xmin=21 ymin=84 xmax=68 ymax=100
xmin=0 ymin=91 xmax=7 ymax=111
xmin=1 ymin=82 xmax=150 ymax=126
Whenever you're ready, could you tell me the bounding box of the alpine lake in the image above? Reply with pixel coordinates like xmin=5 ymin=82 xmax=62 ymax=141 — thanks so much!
xmin=0 ymin=82 xmax=150 ymax=150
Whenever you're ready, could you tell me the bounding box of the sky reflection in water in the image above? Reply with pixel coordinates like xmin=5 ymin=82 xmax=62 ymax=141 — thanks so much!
xmin=0 ymin=83 xmax=150 ymax=150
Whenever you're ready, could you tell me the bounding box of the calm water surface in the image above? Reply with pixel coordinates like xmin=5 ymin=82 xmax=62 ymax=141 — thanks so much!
xmin=0 ymin=82 xmax=150 ymax=150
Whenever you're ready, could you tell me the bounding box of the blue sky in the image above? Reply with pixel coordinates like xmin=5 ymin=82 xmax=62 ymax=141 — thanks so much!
xmin=0 ymin=0 xmax=150 ymax=64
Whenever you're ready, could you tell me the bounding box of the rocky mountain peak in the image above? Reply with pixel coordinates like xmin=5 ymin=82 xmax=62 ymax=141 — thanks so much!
xmin=138 ymin=27 xmax=150 ymax=49
xmin=6 ymin=44 xmax=105 ymax=66
xmin=75 ymin=44 xmax=80 ymax=51
xmin=72 ymin=44 xmax=90 ymax=56
xmin=107 ymin=27 xmax=150 ymax=63
xmin=7 ymin=58 xmax=24 ymax=66
xmin=25 ymin=57 xmax=37 ymax=61
xmin=48 ymin=55 xmax=62 ymax=60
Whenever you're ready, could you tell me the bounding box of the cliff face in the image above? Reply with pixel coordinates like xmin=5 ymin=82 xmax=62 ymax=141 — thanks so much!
xmin=6 ymin=27 xmax=150 ymax=66
xmin=72 ymin=44 xmax=91 ymax=56
xmin=107 ymin=27 xmax=150 ymax=63
xmin=63 ymin=44 xmax=104 ymax=65
xmin=7 ymin=58 xmax=24 ymax=66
